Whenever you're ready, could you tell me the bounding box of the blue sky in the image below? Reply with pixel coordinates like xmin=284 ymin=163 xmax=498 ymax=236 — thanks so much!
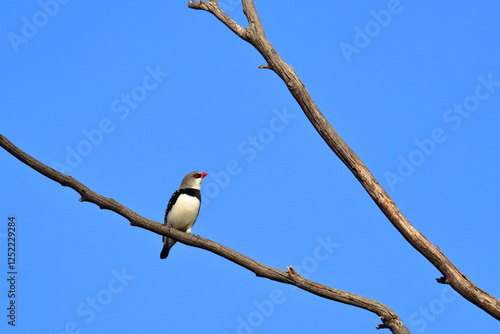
xmin=1 ymin=1 xmax=499 ymax=333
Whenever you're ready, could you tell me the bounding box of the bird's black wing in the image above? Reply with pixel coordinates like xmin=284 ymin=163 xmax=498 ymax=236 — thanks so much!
xmin=164 ymin=189 xmax=181 ymax=223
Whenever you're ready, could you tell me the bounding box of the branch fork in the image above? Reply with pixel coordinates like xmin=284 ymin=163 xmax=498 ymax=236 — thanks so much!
xmin=185 ymin=0 xmax=500 ymax=323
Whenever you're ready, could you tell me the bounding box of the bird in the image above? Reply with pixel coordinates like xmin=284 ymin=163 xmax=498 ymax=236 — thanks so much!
xmin=160 ymin=171 xmax=208 ymax=259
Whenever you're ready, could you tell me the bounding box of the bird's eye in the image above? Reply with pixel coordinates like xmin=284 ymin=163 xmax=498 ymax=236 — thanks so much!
xmin=193 ymin=173 xmax=201 ymax=178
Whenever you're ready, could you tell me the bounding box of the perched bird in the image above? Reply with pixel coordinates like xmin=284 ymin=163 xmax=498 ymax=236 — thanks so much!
xmin=160 ymin=171 xmax=208 ymax=259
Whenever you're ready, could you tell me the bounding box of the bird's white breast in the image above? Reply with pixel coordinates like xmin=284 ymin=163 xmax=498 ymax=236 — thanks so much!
xmin=166 ymin=193 xmax=201 ymax=232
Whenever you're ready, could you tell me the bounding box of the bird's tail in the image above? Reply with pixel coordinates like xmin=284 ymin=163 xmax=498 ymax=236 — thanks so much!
xmin=160 ymin=246 xmax=170 ymax=259
xmin=160 ymin=237 xmax=177 ymax=259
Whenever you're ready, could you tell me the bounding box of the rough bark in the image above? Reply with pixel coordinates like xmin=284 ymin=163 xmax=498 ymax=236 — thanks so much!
xmin=187 ymin=0 xmax=500 ymax=321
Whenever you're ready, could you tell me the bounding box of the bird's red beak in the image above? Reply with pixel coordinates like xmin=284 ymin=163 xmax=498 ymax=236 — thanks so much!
xmin=200 ymin=172 xmax=208 ymax=178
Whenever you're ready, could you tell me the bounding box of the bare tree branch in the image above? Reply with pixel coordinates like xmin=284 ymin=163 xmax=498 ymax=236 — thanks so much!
xmin=0 ymin=134 xmax=410 ymax=333
xmin=186 ymin=0 xmax=500 ymax=320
